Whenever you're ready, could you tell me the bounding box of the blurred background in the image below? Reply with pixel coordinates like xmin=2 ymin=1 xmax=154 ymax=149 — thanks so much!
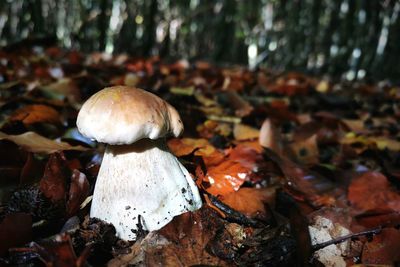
xmin=0 ymin=0 xmax=399 ymax=81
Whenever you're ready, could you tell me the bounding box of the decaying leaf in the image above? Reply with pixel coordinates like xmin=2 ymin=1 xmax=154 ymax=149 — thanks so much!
xmin=66 ymin=169 xmax=90 ymax=217
xmin=233 ymin=123 xmax=259 ymax=141
xmin=21 ymin=234 xmax=91 ymax=267
xmin=348 ymin=172 xmax=400 ymax=214
xmin=0 ymin=131 xmax=89 ymax=154
xmin=39 ymin=152 xmax=69 ymax=203
xmin=203 ymin=160 xmax=250 ymax=195
xmin=290 ymin=134 xmax=319 ymax=165
xmin=219 ymin=187 xmax=276 ymax=218
xmin=168 ymin=137 xmax=225 ymax=166
xmin=108 ymin=207 xmax=228 ymax=266
xmin=0 ymin=213 xmax=32 ymax=256
xmin=42 ymin=78 xmax=82 ymax=105
xmin=361 ymin=228 xmax=400 ymax=265
xmin=9 ymin=104 xmax=61 ymax=125
xmin=259 ymin=118 xmax=284 ymax=156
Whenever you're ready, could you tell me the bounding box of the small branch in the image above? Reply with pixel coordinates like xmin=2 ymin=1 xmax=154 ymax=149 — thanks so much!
xmin=312 ymin=227 xmax=382 ymax=252
xmin=208 ymin=194 xmax=262 ymax=228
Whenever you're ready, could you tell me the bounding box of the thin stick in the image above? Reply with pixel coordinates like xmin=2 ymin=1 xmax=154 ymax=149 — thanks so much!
xmin=312 ymin=227 xmax=382 ymax=252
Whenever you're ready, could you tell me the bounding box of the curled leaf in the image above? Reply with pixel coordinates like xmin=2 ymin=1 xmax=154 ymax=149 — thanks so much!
xmin=66 ymin=170 xmax=90 ymax=217
xmin=39 ymin=152 xmax=69 ymax=202
xmin=0 ymin=131 xmax=89 ymax=154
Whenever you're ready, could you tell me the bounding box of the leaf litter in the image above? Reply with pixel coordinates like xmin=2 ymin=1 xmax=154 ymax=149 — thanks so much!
xmin=0 ymin=42 xmax=399 ymax=266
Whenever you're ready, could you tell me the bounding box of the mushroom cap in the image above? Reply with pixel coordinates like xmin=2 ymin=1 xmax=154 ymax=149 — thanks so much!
xmin=77 ymin=86 xmax=184 ymax=145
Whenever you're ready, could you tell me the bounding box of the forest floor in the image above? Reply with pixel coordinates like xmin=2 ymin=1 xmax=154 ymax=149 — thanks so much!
xmin=0 ymin=43 xmax=400 ymax=267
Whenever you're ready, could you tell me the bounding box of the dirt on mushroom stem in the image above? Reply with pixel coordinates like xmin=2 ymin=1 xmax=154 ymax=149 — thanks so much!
xmin=90 ymin=138 xmax=202 ymax=240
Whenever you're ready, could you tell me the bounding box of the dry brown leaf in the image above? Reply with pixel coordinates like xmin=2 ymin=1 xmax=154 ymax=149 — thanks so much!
xmin=233 ymin=140 xmax=263 ymax=153
xmin=194 ymin=91 xmax=217 ymax=107
xmin=290 ymin=134 xmax=319 ymax=165
xmin=168 ymin=138 xmax=225 ymax=166
xmin=39 ymin=152 xmax=69 ymax=202
xmin=233 ymin=123 xmax=259 ymax=141
xmin=66 ymin=169 xmax=90 ymax=217
xmin=0 ymin=213 xmax=32 ymax=256
xmin=219 ymin=187 xmax=276 ymax=218
xmin=44 ymin=78 xmax=82 ymax=104
xmin=348 ymin=172 xmax=400 ymax=214
xmin=224 ymin=91 xmax=253 ymax=117
xmin=109 ymin=208 xmax=228 ymax=266
xmin=9 ymin=104 xmax=61 ymax=125
xmin=0 ymin=131 xmax=88 ymax=154
xmin=361 ymin=228 xmax=400 ymax=265
xmin=340 ymin=134 xmax=400 ymax=152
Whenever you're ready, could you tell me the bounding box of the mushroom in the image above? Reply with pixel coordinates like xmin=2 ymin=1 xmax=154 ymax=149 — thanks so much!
xmin=76 ymin=86 xmax=202 ymax=240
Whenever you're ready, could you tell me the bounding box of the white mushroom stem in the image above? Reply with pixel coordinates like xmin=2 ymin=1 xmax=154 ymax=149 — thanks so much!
xmin=90 ymin=138 xmax=202 ymax=240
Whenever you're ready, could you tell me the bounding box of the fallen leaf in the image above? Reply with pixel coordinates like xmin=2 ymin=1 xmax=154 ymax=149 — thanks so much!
xmin=263 ymin=149 xmax=338 ymax=207
xmin=269 ymin=73 xmax=311 ymax=96
xmin=149 ymin=207 xmax=228 ymax=266
xmin=39 ymin=152 xmax=69 ymax=202
xmin=234 ymin=139 xmax=263 ymax=153
xmin=204 ymin=160 xmax=250 ymax=196
xmin=196 ymin=120 xmax=232 ymax=139
xmin=42 ymin=78 xmax=81 ymax=105
xmin=9 ymin=104 xmax=61 ymax=125
xmin=259 ymin=119 xmax=284 ymax=155
xmin=109 ymin=207 xmax=228 ymax=266
xmin=66 ymin=170 xmax=90 ymax=217
xmin=233 ymin=123 xmax=259 ymax=141
xmin=219 ymin=187 xmax=276 ymax=218
xmin=224 ymin=91 xmax=253 ymax=117
xmin=33 ymin=234 xmax=90 ymax=267
xmin=348 ymin=172 xmax=400 ymax=213
xmin=0 ymin=213 xmax=32 ymax=256
xmin=290 ymin=134 xmax=319 ymax=165
xmin=361 ymin=228 xmax=400 ymax=265
xmin=194 ymin=91 xmax=217 ymax=107
xmin=227 ymin=143 xmax=263 ymax=171
xmin=0 ymin=131 xmax=88 ymax=154
xmin=168 ymin=138 xmax=224 ymax=166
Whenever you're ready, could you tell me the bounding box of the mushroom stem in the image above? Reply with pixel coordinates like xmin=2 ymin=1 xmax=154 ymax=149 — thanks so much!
xmin=90 ymin=138 xmax=202 ymax=240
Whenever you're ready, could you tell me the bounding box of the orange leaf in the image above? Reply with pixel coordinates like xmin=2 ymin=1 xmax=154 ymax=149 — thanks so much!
xmin=361 ymin=228 xmax=400 ymax=264
xmin=290 ymin=134 xmax=319 ymax=165
xmin=10 ymin=104 xmax=61 ymax=125
xmin=204 ymin=160 xmax=250 ymax=196
xmin=219 ymin=187 xmax=276 ymax=218
xmin=348 ymin=172 xmax=400 ymax=214
xmin=168 ymin=138 xmax=224 ymax=166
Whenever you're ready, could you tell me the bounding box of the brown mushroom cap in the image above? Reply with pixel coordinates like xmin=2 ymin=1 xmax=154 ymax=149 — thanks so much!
xmin=77 ymin=86 xmax=183 ymax=145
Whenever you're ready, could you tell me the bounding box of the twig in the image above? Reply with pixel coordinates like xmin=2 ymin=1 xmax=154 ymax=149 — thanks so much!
xmin=208 ymin=194 xmax=262 ymax=228
xmin=312 ymin=227 xmax=382 ymax=252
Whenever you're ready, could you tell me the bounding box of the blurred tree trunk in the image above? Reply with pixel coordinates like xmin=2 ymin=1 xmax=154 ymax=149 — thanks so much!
xmin=143 ymin=0 xmax=158 ymax=56
xmin=360 ymin=1 xmax=382 ymax=77
xmin=28 ymin=0 xmax=44 ymax=34
xmin=319 ymin=1 xmax=341 ymax=74
xmin=98 ymin=0 xmax=109 ymax=51
xmin=214 ymin=0 xmax=236 ymax=62
xmin=379 ymin=2 xmax=400 ymax=79
xmin=1 ymin=0 xmax=400 ymax=81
